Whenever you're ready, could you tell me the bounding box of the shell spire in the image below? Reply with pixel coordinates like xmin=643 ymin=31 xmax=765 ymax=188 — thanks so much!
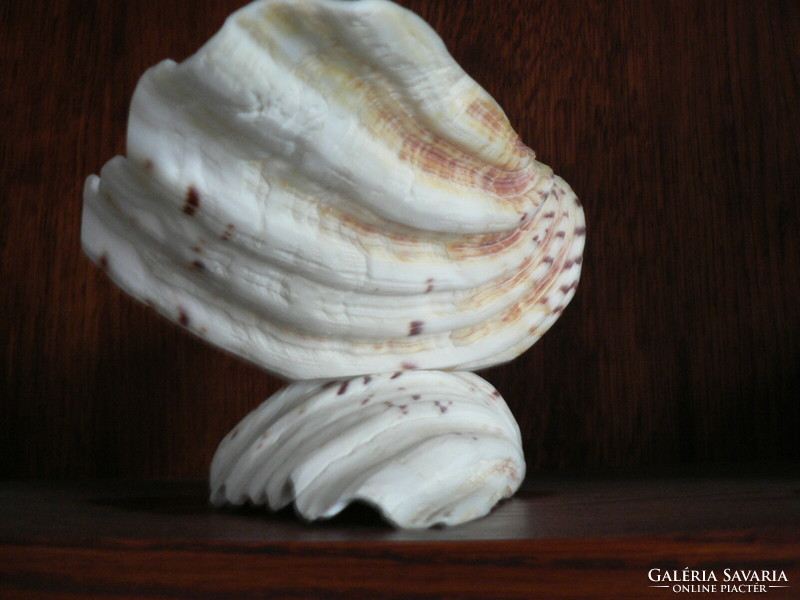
xmin=82 ymin=0 xmax=584 ymax=527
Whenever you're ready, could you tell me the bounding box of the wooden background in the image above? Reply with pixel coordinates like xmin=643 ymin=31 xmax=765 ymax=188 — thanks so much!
xmin=2 ymin=0 xmax=799 ymax=480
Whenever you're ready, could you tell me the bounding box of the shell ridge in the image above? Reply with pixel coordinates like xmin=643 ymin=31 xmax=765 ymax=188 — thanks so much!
xmin=85 ymin=0 xmax=586 ymax=527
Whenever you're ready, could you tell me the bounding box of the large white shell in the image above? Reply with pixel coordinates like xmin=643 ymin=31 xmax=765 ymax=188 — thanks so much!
xmin=81 ymin=0 xmax=585 ymax=380
xmin=210 ymin=370 xmax=524 ymax=528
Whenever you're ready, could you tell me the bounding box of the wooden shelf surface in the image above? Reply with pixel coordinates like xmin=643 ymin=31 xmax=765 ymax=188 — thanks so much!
xmin=2 ymin=468 xmax=798 ymax=598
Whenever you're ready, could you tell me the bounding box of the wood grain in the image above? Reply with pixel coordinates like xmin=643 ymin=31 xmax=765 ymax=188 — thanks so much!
xmin=2 ymin=472 xmax=799 ymax=599
xmin=2 ymin=0 xmax=799 ymax=479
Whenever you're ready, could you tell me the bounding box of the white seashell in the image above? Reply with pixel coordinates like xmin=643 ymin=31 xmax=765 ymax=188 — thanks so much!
xmin=210 ymin=370 xmax=524 ymax=528
xmin=81 ymin=0 xmax=585 ymax=380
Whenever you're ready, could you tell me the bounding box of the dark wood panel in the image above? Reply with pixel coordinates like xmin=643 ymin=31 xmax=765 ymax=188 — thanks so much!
xmin=2 ymin=0 xmax=799 ymax=478
xmin=1 ymin=472 xmax=799 ymax=598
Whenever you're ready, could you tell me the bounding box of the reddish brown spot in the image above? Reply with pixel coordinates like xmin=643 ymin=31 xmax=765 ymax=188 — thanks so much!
xmin=230 ymin=428 xmax=240 ymax=440
xmin=337 ymin=380 xmax=350 ymax=395
xmin=553 ymin=305 xmax=565 ymax=314
xmin=539 ymin=296 xmax=550 ymax=304
xmin=409 ymin=320 xmax=425 ymax=336
xmin=321 ymin=381 xmax=337 ymax=390
xmin=543 ymin=211 xmax=555 ymax=219
xmin=574 ymin=226 xmax=586 ymax=236
xmin=556 ymin=231 xmax=566 ymax=238
xmin=192 ymin=260 xmax=205 ymax=271
xmin=564 ymin=260 xmax=574 ymax=269
xmin=363 ymin=375 xmax=372 ymax=385
xmin=398 ymin=404 xmax=409 ymax=414
xmin=360 ymin=395 xmax=373 ymax=405
xmin=575 ymin=256 xmax=584 ymax=265
xmin=178 ymin=309 xmax=189 ymax=327
xmin=492 ymin=390 xmax=501 ymax=398
xmin=543 ymin=256 xmax=554 ymax=264
xmin=221 ymin=223 xmax=235 ymax=241
xmin=412 ymin=394 xmax=421 ymax=400
xmin=143 ymin=159 xmax=153 ymax=171
xmin=560 ymin=282 xmax=578 ymax=294
xmin=99 ymin=253 xmax=109 ymax=270
xmin=425 ymin=278 xmax=435 ymax=293
xmin=401 ymin=362 xmax=417 ymax=370
xmin=191 ymin=246 xmax=201 ymax=253
xmin=519 ymin=212 xmax=528 ymax=222
xmin=391 ymin=372 xmax=403 ymax=379
xmin=183 ymin=186 xmax=200 ymax=216
xmin=574 ymin=196 xmax=582 ymax=207
xmin=434 ymin=400 xmax=451 ymax=414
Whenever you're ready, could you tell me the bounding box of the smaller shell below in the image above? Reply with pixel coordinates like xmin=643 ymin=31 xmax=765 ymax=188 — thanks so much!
xmin=210 ymin=370 xmax=525 ymax=528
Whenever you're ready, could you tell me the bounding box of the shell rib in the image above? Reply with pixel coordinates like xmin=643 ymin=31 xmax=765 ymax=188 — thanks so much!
xmin=82 ymin=0 xmax=587 ymax=528
xmin=81 ymin=0 xmax=585 ymax=380
xmin=210 ymin=371 xmax=524 ymax=528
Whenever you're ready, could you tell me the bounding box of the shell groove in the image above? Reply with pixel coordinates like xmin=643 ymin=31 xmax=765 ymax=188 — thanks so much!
xmin=210 ymin=371 xmax=525 ymax=528
xmin=81 ymin=0 xmax=584 ymax=380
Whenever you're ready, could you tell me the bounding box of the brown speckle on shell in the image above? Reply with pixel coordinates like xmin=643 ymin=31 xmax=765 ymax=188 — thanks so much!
xmin=183 ymin=186 xmax=200 ymax=216
xmin=434 ymin=400 xmax=451 ymax=414
xmin=409 ymin=320 xmax=424 ymax=336
xmin=560 ymin=282 xmax=578 ymax=294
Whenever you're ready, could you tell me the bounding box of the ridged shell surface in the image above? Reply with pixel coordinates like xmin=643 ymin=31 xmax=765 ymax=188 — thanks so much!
xmin=81 ymin=0 xmax=585 ymax=380
xmin=210 ymin=370 xmax=524 ymax=528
